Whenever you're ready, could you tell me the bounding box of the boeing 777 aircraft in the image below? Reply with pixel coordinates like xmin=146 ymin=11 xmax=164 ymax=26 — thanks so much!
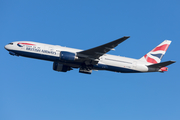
xmin=4 ymin=36 xmax=175 ymax=74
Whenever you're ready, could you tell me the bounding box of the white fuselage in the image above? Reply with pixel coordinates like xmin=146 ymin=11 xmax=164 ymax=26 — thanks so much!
xmin=5 ymin=41 xmax=154 ymax=73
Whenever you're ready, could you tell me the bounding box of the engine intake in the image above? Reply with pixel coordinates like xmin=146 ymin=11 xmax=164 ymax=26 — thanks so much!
xmin=60 ymin=51 xmax=78 ymax=61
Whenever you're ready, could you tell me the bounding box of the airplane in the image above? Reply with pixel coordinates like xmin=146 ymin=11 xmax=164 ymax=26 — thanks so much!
xmin=4 ymin=36 xmax=175 ymax=74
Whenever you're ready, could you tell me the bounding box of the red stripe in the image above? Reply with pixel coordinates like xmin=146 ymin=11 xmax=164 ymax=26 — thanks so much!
xmin=152 ymin=44 xmax=169 ymax=52
xmin=144 ymin=54 xmax=157 ymax=63
xmin=18 ymin=42 xmax=35 ymax=46
xmin=146 ymin=57 xmax=157 ymax=63
xmin=144 ymin=54 xmax=147 ymax=59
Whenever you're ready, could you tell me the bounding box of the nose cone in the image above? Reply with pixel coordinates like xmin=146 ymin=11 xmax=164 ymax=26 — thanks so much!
xmin=4 ymin=45 xmax=8 ymax=50
xmin=4 ymin=44 xmax=10 ymax=50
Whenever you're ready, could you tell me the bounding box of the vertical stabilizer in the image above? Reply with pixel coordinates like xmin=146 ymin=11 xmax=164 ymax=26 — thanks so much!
xmin=139 ymin=40 xmax=171 ymax=63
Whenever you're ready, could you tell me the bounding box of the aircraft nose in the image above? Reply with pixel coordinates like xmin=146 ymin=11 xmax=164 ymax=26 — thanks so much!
xmin=4 ymin=45 xmax=9 ymax=50
xmin=4 ymin=45 xmax=7 ymax=50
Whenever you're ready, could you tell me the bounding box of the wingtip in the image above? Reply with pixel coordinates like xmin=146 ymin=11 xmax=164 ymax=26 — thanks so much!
xmin=170 ymin=60 xmax=176 ymax=63
xmin=124 ymin=36 xmax=130 ymax=38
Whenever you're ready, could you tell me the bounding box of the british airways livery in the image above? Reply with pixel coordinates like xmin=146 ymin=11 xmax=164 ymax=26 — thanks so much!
xmin=4 ymin=36 xmax=175 ymax=74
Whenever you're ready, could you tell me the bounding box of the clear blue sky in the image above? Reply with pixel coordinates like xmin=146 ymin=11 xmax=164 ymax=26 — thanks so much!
xmin=0 ymin=0 xmax=180 ymax=120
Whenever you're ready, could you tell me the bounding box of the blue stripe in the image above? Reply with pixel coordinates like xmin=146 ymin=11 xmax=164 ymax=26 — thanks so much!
xmin=17 ymin=44 xmax=23 ymax=47
xmin=9 ymin=50 xmax=59 ymax=61
xmin=150 ymin=53 xmax=163 ymax=59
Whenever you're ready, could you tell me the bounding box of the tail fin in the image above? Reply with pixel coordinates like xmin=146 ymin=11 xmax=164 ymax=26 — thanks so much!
xmin=139 ymin=40 xmax=171 ymax=63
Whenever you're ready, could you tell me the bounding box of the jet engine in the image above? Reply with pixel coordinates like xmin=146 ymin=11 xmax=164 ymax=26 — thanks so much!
xmin=60 ymin=51 xmax=78 ymax=61
xmin=53 ymin=62 xmax=72 ymax=72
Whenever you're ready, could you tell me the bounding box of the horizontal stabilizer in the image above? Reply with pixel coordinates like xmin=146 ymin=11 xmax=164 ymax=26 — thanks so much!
xmin=147 ymin=60 xmax=176 ymax=68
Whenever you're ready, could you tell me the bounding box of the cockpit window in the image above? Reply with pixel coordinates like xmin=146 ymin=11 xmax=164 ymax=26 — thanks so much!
xmin=8 ymin=43 xmax=13 ymax=45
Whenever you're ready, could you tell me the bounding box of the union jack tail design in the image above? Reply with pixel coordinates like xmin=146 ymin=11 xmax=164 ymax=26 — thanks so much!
xmin=139 ymin=40 xmax=171 ymax=63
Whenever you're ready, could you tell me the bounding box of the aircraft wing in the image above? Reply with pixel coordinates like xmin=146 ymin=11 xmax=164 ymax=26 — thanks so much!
xmin=77 ymin=36 xmax=130 ymax=60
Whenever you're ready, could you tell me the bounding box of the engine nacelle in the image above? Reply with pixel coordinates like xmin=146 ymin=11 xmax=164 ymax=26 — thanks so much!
xmin=53 ymin=62 xmax=72 ymax=72
xmin=60 ymin=51 xmax=78 ymax=61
